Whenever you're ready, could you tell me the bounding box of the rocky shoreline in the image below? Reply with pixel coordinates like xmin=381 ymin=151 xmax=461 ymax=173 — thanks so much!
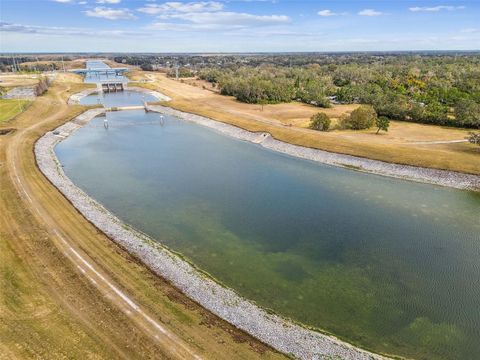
xmin=148 ymin=104 xmax=480 ymax=191
xmin=36 ymin=108 xmax=388 ymax=360
xmin=68 ymin=87 xmax=480 ymax=191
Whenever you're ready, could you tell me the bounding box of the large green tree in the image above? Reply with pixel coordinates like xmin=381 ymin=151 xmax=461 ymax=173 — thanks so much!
xmin=455 ymin=100 xmax=480 ymax=128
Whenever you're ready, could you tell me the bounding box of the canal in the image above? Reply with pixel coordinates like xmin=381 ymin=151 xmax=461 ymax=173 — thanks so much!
xmin=56 ymin=63 xmax=480 ymax=360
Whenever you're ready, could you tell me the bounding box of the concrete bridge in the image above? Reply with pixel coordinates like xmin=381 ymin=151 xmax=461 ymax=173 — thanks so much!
xmin=72 ymin=60 xmax=129 ymax=91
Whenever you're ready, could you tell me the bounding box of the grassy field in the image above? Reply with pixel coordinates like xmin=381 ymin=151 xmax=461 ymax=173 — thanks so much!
xmin=0 ymin=99 xmax=31 ymax=123
xmin=0 ymin=73 xmax=286 ymax=359
xmin=0 ymin=73 xmax=40 ymax=93
xmin=12 ymin=58 xmax=87 ymax=71
xmin=129 ymin=70 xmax=480 ymax=175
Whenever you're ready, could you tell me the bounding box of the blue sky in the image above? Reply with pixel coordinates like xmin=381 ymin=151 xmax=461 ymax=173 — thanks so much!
xmin=1 ymin=0 xmax=479 ymax=52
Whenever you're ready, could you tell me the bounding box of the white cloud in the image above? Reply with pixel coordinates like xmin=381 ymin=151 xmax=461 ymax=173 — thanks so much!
xmin=317 ymin=10 xmax=336 ymax=17
xmin=78 ymin=1 xmax=87 ymax=4
xmin=52 ymin=0 xmax=73 ymax=3
xmin=164 ymin=11 xmax=288 ymax=24
xmin=147 ymin=22 xmax=193 ymax=31
xmin=409 ymin=5 xmax=465 ymax=12
xmin=85 ymin=6 xmax=137 ymax=19
xmin=358 ymin=9 xmax=383 ymax=16
xmin=148 ymin=11 xmax=289 ymax=31
xmin=96 ymin=0 xmax=121 ymax=4
xmin=0 ymin=21 xmax=146 ymax=37
xmin=138 ymin=1 xmax=223 ymax=14
xmin=140 ymin=1 xmax=288 ymax=31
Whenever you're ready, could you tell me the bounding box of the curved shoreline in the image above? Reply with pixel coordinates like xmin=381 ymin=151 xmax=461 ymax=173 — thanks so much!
xmin=147 ymin=104 xmax=480 ymax=191
xmin=68 ymin=88 xmax=480 ymax=191
xmin=36 ymin=108 xmax=388 ymax=360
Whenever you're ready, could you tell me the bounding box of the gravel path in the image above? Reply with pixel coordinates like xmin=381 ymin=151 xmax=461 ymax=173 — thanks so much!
xmin=148 ymin=105 xmax=480 ymax=191
xmin=36 ymin=108 xmax=388 ymax=360
xmin=406 ymin=139 xmax=468 ymax=145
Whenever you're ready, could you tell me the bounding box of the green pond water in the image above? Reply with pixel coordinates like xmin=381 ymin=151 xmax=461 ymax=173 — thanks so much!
xmin=55 ymin=109 xmax=480 ymax=360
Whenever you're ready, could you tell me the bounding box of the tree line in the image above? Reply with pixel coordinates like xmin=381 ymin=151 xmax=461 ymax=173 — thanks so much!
xmin=198 ymin=56 xmax=480 ymax=128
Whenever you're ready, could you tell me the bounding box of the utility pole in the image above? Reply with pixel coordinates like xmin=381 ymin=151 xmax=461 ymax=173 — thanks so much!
xmin=33 ymin=56 xmax=38 ymax=73
xmin=11 ymin=55 xmax=18 ymax=73
xmin=61 ymin=55 xmax=66 ymax=72
xmin=14 ymin=55 xmax=20 ymax=72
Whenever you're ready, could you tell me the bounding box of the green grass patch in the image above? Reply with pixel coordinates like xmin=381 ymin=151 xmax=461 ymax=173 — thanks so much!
xmin=0 ymin=99 xmax=31 ymax=123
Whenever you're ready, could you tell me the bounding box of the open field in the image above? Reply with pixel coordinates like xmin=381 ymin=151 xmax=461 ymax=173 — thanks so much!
xmin=17 ymin=58 xmax=87 ymax=71
xmin=0 ymin=72 xmax=83 ymax=93
xmin=0 ymin=73 xmax=285 ymax=359
xmin=0 ymin=73 xmax=40 ymax=89
xmin=56 ymin=72 xmax=85 ymax=83
xmin=129 ymin=70 xmax=480 ymax=175
xmin=0 ymin=99 xmax=31 ymax=123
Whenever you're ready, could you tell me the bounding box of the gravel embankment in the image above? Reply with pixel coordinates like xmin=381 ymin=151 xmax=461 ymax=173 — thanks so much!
xmin=125 ymin=86 xmax=171 ymax=101
xmin=36 ymin=108 xmax=388 ymax=360
xmin=2 ymin=86 xmax=36 ymax=100
xmin=67 ymin=87 xmax=99 ymax=104
xmin=148 ymin=105 xmax=480 ymax=191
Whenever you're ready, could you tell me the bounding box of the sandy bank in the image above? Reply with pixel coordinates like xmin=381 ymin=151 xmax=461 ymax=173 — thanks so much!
xmin=36 ymin=108 xmax=388 ymax=360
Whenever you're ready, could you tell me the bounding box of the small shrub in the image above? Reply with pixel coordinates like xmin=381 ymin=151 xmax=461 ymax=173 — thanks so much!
xmin=376 ymin=116 xmax=390 ymax=134
xmin=343 ymin=105 xmax=377 ymax=130
xmin=467 ymin=132 xmax=480 ymax=146
xmin=309 ymin=113 xmax=331 ymax=131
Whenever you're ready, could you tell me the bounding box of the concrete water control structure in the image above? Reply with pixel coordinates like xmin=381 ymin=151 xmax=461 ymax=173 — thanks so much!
xmin=70 ymin=60 xmax=128 ymax=91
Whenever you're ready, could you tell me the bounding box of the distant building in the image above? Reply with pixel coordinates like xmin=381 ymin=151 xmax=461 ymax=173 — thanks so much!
xmin=327 ymin=95 xmax=339 ymax=104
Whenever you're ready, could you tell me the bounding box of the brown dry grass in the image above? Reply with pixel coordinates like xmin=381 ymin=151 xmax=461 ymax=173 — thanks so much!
xmin=129 ymin=70 xmax=480 ymax=175
xmin=0 ymin=73 xmax=286 ymax=359
xmin=0 ymin=73 xmax=40 ymax=88
xmin=18 ymin=58 xmax=87 ymax=70
xmin=0 ymin=72 xmax=84 ymax=90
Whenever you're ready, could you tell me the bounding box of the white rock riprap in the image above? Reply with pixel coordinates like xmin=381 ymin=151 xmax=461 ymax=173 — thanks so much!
xmin=36 ymin=109 xmax=388 ymax=360
xmin=125 ymin=86 xmax=171 ymax=102
xmin=148 ymin=105 xmax=480 ymax=191
xmin=68 ymin=88 xmax=99 ymax=104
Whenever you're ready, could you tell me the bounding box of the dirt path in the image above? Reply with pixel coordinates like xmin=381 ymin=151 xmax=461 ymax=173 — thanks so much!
xmin=0 ymin=75 xmax=285 ymax=359
xmin=406 ymin=139 xmax=468 ymax=145
xmin=6 ymin=92 xmax=197 ymax=358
